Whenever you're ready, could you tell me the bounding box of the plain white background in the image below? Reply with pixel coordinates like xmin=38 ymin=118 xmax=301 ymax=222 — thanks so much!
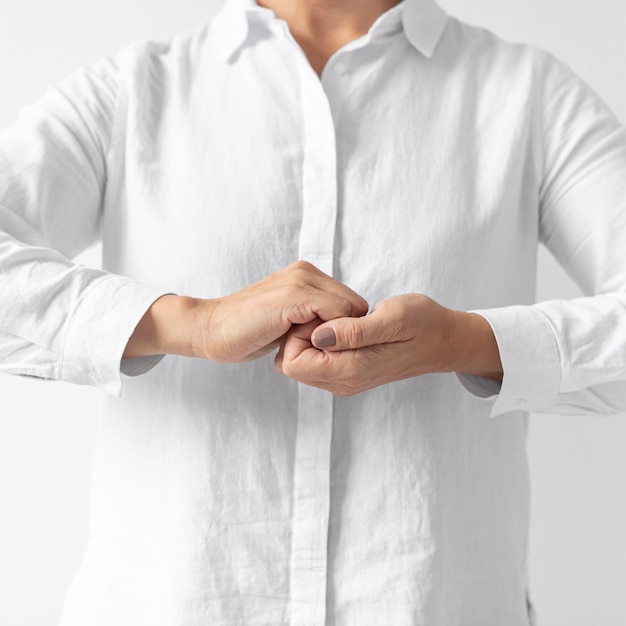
xmin=1 ymin=0 xmax=625 ymax=624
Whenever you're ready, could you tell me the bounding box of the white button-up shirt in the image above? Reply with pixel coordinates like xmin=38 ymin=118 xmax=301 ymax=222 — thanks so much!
xmin=2 ymin=0 xmax=626 ymax=623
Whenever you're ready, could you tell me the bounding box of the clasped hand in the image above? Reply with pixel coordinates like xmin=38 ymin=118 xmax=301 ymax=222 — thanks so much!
xmin=274 ymin=293 xmax=464 ymax=395
xmin=196 ymin=261 xmax=496 ymax=394
xmin=125 ymin=261 xmax=502 ymax=392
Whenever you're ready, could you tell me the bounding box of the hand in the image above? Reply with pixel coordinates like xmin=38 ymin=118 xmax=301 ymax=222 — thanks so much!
xmin=274 ymin=294 xmax=503 ymax=395
xmin=123 ymin=261 xmax=368 ymax=363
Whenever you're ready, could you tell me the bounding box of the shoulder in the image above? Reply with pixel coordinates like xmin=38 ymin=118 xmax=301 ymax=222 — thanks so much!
xmin=113 ymin=22 xmax=215 ymax=89
xmin=439 ymin=17 xmax=548 ymax=78
xmin=435 ymin=16 xmax=594 ymax=111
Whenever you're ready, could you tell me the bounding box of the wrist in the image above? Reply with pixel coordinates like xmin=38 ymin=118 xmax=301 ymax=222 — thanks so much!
xmin=123 ymin=295 xmax=211 ymax=360
xmin=447 ymin=311 xmax=503 ymax=383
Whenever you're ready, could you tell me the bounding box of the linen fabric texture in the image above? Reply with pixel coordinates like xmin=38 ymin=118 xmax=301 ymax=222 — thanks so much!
xmin=1 ymin=0 xmax=626 ymax=624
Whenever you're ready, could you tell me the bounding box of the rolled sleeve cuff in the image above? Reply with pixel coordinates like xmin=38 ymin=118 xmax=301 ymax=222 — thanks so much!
xmin=60 ymin=274 xmax=169 ymax=396
xmin=458 ymin=305 xmax=562 ymax=417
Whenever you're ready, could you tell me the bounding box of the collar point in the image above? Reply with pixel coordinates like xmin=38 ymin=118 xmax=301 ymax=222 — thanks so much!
xmin=401 ymin=0 xmax=448 ymax=59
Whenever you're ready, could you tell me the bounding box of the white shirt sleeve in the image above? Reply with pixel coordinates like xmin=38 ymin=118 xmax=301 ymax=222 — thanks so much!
xmin=0 ymin=57 xmax=167 ymax=396
xmin=461 ymin=53 xmax=626 ymax=418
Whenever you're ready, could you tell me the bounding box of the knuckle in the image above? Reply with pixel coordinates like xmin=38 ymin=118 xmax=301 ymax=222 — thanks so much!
xmin=343 ymin=321 xmax=365 ymax=348
xmin=337 ymin=384 xmax=359 ymax=397
xmin=283 ymin=299 xmax=311 ymax=324
xmin=279 ymin=359 xmax=297 ymax=379
xmin=336 ymin=297 xmax=354 ymax=317
xmin=290 ymin=260 xmax=314 ymax=274
xmin=356 ymin=297 xmax=369 ymax=316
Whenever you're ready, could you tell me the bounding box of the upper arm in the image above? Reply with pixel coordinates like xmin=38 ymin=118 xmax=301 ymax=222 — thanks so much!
xmin=538 ymin=52 xmax=626 ymax=296
xmin=0 ymin=55 xmax=119 ymax=257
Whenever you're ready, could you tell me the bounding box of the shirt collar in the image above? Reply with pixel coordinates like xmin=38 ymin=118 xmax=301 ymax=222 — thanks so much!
xmin=209 ymin=0 xmax=448 ymax=62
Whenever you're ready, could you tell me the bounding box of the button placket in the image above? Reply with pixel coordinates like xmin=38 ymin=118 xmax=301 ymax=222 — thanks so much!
xmin=321 ymin=52 xmax=352 ymax=129
xmin=289 ymin=54 xmax=338 ymax=626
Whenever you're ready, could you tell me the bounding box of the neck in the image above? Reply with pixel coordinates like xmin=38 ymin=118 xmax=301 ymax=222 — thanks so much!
xmin=257 ymin=0 xmax=402 ymax=75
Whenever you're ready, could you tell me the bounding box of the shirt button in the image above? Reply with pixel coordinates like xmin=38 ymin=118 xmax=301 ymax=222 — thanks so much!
xmin=334 ymin=61 xmax=347 ymax=75
xmin=514 ymin=398 xmax=527 ymax=407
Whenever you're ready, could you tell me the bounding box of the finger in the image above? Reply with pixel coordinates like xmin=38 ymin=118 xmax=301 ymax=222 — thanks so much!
xmin=311 ymin=307 xmax=394 ymax=351
xmin=281 ymin=337 xmax=383 ymax=392
xmin=274 ymin=319 xmax=321 ymax=376
xmin=285 ymin=260 xmax=368 ymax=317
xmin=310 ymin=281 xmax=369 ymax=319
xmin=242 ymin=339 xmax=282 ymax=363
xmin=280 ymin=340 xmax=334 ymax=382
xmin=309 ymin=290 xmax=369 ymax=323
xmin=274 ymin=343 xmax=284 ymax=374
xmin=276 ymin=262 xmax=368 ymax=323
xmin=292 ymin=264 xmax=367 ymax=318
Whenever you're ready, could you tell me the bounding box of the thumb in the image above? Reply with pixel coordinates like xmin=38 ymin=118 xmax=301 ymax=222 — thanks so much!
xmin=311 ymin=312 xmax=385 ymax=352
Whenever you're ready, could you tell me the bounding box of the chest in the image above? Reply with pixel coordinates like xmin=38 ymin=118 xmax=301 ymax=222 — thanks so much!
xmin=103 ymin=42 xmax=540 ymax=308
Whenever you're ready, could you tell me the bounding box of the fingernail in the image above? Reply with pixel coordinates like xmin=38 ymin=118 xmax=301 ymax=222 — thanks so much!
xmin=313 ymin=328 xmax=336 ymax=348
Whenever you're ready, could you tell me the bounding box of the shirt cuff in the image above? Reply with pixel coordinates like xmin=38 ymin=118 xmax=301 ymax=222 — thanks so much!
xmin=458 ymin=305 xmax=561 ymax=417
xmin=60 ymin=274 xmax=168 ymax=396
